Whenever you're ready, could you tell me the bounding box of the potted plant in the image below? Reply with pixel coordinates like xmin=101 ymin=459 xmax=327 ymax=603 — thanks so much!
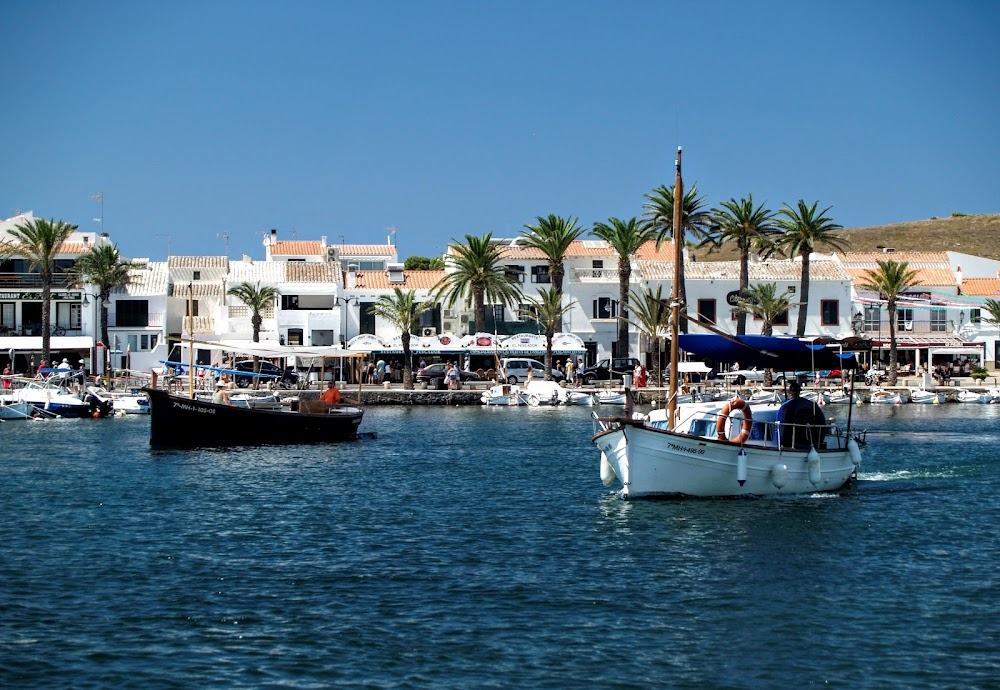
xmin=971 ymin=365 xmax=988 ymax=381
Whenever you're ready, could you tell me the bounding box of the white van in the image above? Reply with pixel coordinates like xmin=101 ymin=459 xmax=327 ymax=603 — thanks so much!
xmin=500 ymin=358 xmax=565 ymax=384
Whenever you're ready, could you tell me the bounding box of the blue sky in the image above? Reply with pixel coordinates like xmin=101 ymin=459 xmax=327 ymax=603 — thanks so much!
xmin=2 ymin=0 xmax=998 ymax=263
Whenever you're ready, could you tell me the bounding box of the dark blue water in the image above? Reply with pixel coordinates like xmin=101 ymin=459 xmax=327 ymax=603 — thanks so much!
xmin=1 ymin=404 xmax=997 ymax=689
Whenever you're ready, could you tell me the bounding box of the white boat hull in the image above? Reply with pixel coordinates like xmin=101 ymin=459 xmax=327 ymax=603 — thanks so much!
xmin=594 ymin=422 xmax=858 ymax=499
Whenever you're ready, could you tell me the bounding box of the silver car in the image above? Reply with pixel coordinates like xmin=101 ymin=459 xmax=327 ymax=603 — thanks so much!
xmin=500 ymin=358 xmax=566 ymax=384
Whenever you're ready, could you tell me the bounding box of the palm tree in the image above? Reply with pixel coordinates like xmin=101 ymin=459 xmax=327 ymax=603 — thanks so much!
xmin=734 ymin=282 xmax=796 ymax=387
xmin=227 ymin=281 xmax=280 ymax=388
xmin=592 ymin=217 xmax=655 ymax=358
xmin=434 ymin=233 xmax=522 ymax=332
xmin=859 ymin=260 xmax=920 ymax=385
xmin=775 ymin=200 xmax=850 ymax=336
xmin=734 ymin=282 xmax=796 ymax=337
xmin=643 ymin=184 xmax=712 ymax=333
xmin=70 ymin=244 xmax=141 ymax=378
xmin=981 ymin=298 xmax=1000 ymax=327
xmin=628 ymin=285 xmax=671 ymax=388
xmin=521 ymin=287 xmax=575 ymax=380
xmin=4 ymin=218 xmax=78 ymax=364
xmin=704 ymin=196 xmax=780 ymax=335
xmin=521 ymin=214 xmax=586 ymax=296
xmin=368 ymin=288 xmax=431 ymax=389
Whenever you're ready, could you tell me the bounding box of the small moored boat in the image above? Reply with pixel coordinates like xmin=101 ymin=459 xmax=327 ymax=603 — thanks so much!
xmin=144 ymin=387 xmax=363 ymax=446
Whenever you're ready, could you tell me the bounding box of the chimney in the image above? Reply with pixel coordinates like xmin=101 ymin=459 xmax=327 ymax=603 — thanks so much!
xmin=269 ymin=228 xmax=277 ymax=244
xmin=346 ymin=269 xmax=357 ymax=289
xmin=321 ymin=235 xmax=327 ymax=248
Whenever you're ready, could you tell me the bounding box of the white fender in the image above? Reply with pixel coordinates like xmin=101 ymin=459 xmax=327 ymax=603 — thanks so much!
xmin=736 ymin=448 xmax=747 ymax=486
xmin=847 ymin=438 xmax=862 ymax=467
xmin=807 ymin=447 xmax=821 ymax=485
xmin=600 ymin=453 xmax=617 ymax=487
xmin=771 ymin=462 xmax=788 ymax=489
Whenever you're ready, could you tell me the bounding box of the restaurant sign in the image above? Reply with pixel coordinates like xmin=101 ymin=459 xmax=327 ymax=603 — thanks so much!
xmin=0 ymin=291 xmax=82 ymax=301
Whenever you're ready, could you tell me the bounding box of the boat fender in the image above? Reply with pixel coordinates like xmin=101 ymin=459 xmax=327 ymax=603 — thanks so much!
xmin=807 ymin=447 xmax=821 ymax=485
xmin=716 ymin=398 xmax=752 ymax=444
xmin=736 ymin=448 xmax=747 ymax=486
xmin=771 ymin=462 xmax=788 ymax=489
xmin=847 ymin=438 xmax=862 ymax=467
xmin=600 ymin=453 xmax=617 ymax=487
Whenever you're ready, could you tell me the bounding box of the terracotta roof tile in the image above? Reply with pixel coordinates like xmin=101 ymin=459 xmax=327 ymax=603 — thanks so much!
xmin=353 ymin=270 xmax=446 ymax=290
xmin=229 ymin=261 xmax=287 ymax=283
xmin=337 ymin=244 xmax=398 ymax=257
xmin=846 ymin=266 xmax=956 ymax=288
xmin=271 ymin=240 xmax=323 ymax=256
xmin=167 ymin=256 xmax=230 ymax=269
xmin=286 ymin=262 xmax=340 ymax=283
xmin=120 ymin=262 xmax=169 ymax=297
xmin=839 ymin=251 xmax=951 ymax=267
xmin=638 ymin=258 xmax=849 ymax=282
xmin=960 ymin=278 xmax=1000 ymax=297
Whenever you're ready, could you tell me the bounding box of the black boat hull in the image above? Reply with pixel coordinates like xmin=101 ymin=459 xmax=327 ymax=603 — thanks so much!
xmin=144 ymin=388 xmax=363 ymax=447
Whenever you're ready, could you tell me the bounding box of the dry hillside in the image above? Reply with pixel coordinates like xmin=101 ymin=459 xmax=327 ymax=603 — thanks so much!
xmin=691 ymin=213 xmax=1000 ymax=262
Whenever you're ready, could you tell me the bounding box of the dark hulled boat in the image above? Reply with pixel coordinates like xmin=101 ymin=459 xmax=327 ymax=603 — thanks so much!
xmin=144 ymin=387 xmax=364 ymax=447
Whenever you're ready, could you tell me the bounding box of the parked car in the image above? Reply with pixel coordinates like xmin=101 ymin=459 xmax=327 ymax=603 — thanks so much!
xmin=580 ymin=357 xmax=642 ymax=385
xmin=415 ymin=363 xmax=481 ymax=383
xmin=233 ymin=360 xmax=299 ymax=388
xmin=721 ymin=368 xmax=785 ymax=385
xmin=500 ymin=358 xmax=565 ymax=384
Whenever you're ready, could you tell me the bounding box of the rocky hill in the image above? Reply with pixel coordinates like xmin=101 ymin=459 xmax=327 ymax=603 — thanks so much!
xmin=691 ymin=213 xmax=1000 ymax=262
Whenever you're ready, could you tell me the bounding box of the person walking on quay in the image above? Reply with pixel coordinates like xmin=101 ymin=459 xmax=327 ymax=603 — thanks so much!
xmin=565 ymin=358 xmax=575 ymax=384
xmin=2 ymin=364 xmax=11 ymax=390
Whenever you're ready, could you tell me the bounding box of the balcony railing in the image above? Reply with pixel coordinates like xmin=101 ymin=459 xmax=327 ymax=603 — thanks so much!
xmin=857 ymin=319 xmax=955 ymax=336
xmin=0 ymin=273 xmax=77 ymax=289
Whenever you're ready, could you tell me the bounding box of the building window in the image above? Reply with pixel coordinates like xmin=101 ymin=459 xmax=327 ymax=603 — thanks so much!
xmin=897 ymin=308 xmax=914 ymax=331
xmin=864 ymin=305 xmax=880 ymax=330
xmin=531 ymin=265 xmax=550 ymax=284
xmin=697 ymin=299 xmax=717 ymax=325
xmin=593 ymin=297 xmax=617 ymax=319
xmin=281 ymin=295 xmax=300 ymax=310
xmin=1 ymin=302 xmax=14 ymax=329
xmin=821 ymin=300 xmax=839 ymax=326
xmin=492 ymin=304 xmax=506 ymax=323
xmin=117 ymin=300 xmax=150 ymax=327
xmin=359 ymin=301 xmax=375 ymax=334
xmin=55 ymin=302 xmax=81 ymax=329
xmin=773 ymin=309 xmax=789 ymax=326
xmin=592 ymin=259 xmax=603 ymax=278
xmin=930 ymin=309 xmax=947 ymax=332
xmin=287 ymin=328 xmax=303 ymax=346
xmin=518 ymin=303 xmax=537 ymax=322
xmin=193 ymin=271 xmax=201 ymax=280
xmin=505 ymin=265 xmax=525 ymax=283
xmin=970 ymin=308 xmax=981 ymax=323
xmin=358 ymin=261 xmax=385 ymax=271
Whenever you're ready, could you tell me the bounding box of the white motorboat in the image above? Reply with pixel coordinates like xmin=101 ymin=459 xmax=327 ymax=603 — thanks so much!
xmin=481 ymin=383 xmax=528 ymax=406
xmin=0 ymin=371 xmax=114 ymax=418
xmin=594 ymin=396 xmax=862 ymax=499
xmin=869 ymin=389 xmax=906 ymax=405
xmin=908 ymin=387 xmax=945 ymax=404
xmin=0 ymin=401 xmax=38 ymax=420
xmin=827 ymin=389 xmax=864 ymax=405
xmin=113 ymin=392 xmax=151 ymax=415
xmin=589 ymin=152 xmax=865 ymax=499
xmin=955 ymin=388 xmax=995 ymax=404
xmin=522 ymin=381 xmax=563 ymax=406
xmin=593 ymin=390 xmax=630 ymax=406
xmin=801 ymin=390 xmax=830 ymax=405
xmin=747 ymin=389 xmax=782 ymax=404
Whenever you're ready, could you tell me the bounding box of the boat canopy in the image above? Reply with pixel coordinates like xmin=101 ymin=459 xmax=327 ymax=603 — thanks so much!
xmin=677 ymin=334 xmax=860 ymax=370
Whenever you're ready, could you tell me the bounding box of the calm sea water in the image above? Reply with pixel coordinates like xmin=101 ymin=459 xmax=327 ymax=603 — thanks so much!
xmin=1 ymin=403 xmax=997 ymax=689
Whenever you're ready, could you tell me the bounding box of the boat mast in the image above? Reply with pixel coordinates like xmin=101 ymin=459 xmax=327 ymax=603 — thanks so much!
xmin=187 ymin=283 xmax=195 ymax=400
xmin=668 ymin=147 xmax=683 ymax=430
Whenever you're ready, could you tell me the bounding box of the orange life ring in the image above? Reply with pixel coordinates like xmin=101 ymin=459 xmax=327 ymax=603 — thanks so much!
xmin=716 ymin=398 xmax=753 ymax=444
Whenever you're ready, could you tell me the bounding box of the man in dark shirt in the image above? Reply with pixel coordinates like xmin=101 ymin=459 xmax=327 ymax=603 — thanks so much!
xmin=777 ymin=381 xmax=826 ymax=449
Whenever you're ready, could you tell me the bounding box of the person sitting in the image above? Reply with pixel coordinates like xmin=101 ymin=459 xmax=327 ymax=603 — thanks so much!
xmin=212 ymin=381 xmax=232 ymax=405
xmin=320 ymin=380 xmax=341 ymax=406
xmin=777 ymin=381 xmax=826 ymax=449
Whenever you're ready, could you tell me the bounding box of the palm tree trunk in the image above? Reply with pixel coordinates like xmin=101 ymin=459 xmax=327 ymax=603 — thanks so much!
xmin=474 ymin=288 xmax=486 ymax=333
xmin=41 ymin=280 xmax=52 ymax=363
xmin=552 ymin=261 xmax=564 ymax=296
xmin=617 ymin=260 xmax=630 ymax=357
xmin=888 ymin=299 xmax=899 ymax=384
xmin=545 ymin=327 xmax=554 ymax=381
xmin=796 ymin=249 xmax=811 ymax=336
xmin=737 ymin=248 xmax=749 ymax=335
xmin=402 ymin=333 xmax=413 ymax=389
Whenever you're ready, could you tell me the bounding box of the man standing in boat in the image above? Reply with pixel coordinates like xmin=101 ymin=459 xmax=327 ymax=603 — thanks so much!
xmin=777 ymin=381 xmax=826 ymax=449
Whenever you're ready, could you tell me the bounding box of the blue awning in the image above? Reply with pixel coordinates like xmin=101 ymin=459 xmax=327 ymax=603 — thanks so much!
xmin=677 ymin=334 xmax=860 ymax=370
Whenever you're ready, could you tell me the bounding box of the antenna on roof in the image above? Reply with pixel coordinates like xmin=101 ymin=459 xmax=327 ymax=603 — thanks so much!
xmin=217 ymin=232 xmax=230 ymax=258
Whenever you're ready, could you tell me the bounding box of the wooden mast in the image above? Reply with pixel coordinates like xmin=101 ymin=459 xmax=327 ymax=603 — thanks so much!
xmin=187 ymin=283 xmax=195 ymax=399
xmin=668 ymin=147 xmax=683 ymax=430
